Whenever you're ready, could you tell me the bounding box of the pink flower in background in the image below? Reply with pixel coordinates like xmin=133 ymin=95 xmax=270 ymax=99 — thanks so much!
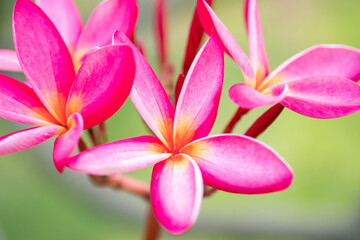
xmin=198 ymin=0 xmax=360 ymax=118
xmin=67 ymin=32 xmax=293 ymax=234
xmin=0 ymin=0 xmax=135 ymax=172
xmin=0 ymin=0 xmax=138 ymax=71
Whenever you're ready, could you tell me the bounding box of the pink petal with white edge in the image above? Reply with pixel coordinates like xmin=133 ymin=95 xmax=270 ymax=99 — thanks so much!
xmin=13 ymin=0 xmax=75 ymax=125
xmin=262 ymin=45 xmax=360 ymax=89
xmin=35 ymin=0 xmax=83 ymax=52
xmin=75 ymin=0 xmax=138 ymax=55
xmin=0 ymin=49 xmax=21 ymax=72
xmin=0 ymin=73 xmax=58 ymax=126
xmin=113 ymin=31 xmax=175 ymax=148
xmin=0 ymin=125 xmax=64 ymax=155
xmin=279 ymin=76 xmax=360 ymax=118
xmin=182 ymin=0 xmax=213 ymax=75
xmin=151 ymin=154 xmax=203 ymax=235
xmin=53 ymin=113 xmax=83 ymax=173
xmin=174 ymin=34 xmax=224 ymax=149
xmin=245 ymin=0 xmax=269 ymax=81
xmin=67 ymin=136 xmax=170 ymax=175
xmin=66 ymin=45 xmax=135 ymax=130
xmin=182 ymin=134 xmax=293 ymax=194
xmin=197 ymin=0 xmax=255 ymax=82
xmin=229 ymin=83 xmax=288 ymax=109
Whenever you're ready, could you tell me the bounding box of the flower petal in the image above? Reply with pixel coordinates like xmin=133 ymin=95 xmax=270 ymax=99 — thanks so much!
xmin=245 ymin=0 xmax=269 ymax=82
xmin=0 ymin=125 xmax=63 ymax=155
xmin=262 ymin=45 xmax=360 ymax=89
xmin=151 ymin=154 xmax=203 ymax=235
xmin=0 ymin=49 xmax=21 ymax=72
xmin=13 ymin=0 xmax=75 ymax=125
xmin=53 ymin=113 xmax=83 ymax=173
xmin=67 ymin=136 xmax=170 ymax=175
xmin=113 ymin=31 xmax=175 ymax=148
xmin=197 ymin=0 xmax=255 ymax=82
xmin=229 ymin=83 xmax=288 ymax=109
xmin=182 ymin=134 xmax=293 ymax=194
xmin=66 ymin=45 xmax=135 ymax=130
xmin=75 ymin=0 xmax=138 ymax=57
xmin=182 ymin=0 xmax=214 ymax=74
xmin=0 ymin=73 xmax=58 ymax=126
xmin=174 ymin=33 xmax=224 ymax=149
xmin=35 ymin=0 xmax=83 ymax=52
xmin=279 ymin=76 xmax=360 ymax=118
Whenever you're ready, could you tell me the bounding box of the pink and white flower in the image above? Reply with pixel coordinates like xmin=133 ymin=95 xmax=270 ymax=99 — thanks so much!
xmin=67 ymin=32 xmax=293 ymax=234
xmin=0 ymin=0 xmax=135 ymax=172
xmin=198 ymin=0 xmax=360 ymax=118
xmin=0 ymin=0 xmax=138 ymax=71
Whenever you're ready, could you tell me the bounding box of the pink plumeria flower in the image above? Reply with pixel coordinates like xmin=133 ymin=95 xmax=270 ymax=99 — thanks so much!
xmin=0 ymin=0 xmax=138 ymax=72
xmin=0 ymin=0 xmax=135 ymax=172
xmin=198 ymin=0 xmax=360 ymax=118
xmin=66 ymin=31 xmax=293 ymax=234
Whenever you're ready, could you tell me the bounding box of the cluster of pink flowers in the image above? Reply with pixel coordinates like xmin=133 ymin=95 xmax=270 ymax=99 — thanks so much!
xmin=1 ymin=0 xmax=360 ymax=235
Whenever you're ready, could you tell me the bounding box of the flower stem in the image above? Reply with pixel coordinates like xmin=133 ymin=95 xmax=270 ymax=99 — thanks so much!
xmin=77 ymin=138 xmax=150 ymax=200
xmin=144 ymin=205 xmax=161 ymax=240
xmin=245 ymin=104 xmax=284 ymax=138
xmin=203 ymin=185 xmax=217 ymax=197
xmin=89 ymin=175 xmax=150 ymax=200
xmin=98 ymin=122 xmax=107 ymax=144
xmin=78 ymin=138 xmax=88 ymax=152
xmin=87 ymin=127 xmax=98 ymax=146
xmin=223 ymin=107 xmax=249 ymax=133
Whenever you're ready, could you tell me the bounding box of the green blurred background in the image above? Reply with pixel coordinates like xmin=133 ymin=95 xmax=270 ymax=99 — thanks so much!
xmin=1 ymin=0 xmax=360 ymax=239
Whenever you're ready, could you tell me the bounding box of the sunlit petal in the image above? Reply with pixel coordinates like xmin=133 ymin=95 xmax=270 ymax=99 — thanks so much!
xmin=35 ymin=0 xmax=83 ymax=52
xmin=229 ymin=83 xmax=288 ymax=109
xmin=66 ymin=45 xmax=135 ymax=129
xmin=75 ymin=0 xmax=138 ymax=55
xmin=0 ymin=49 xmax=21 ymax=72
xmin=67 ymin=136 xmax=170 ymax=175
xmin=0 ymin=125 xmax=64 ymax=155
xmin=245 ymin=0 xmax=269 ymax=82
xmin=53 ymin=113 xmax=83 ymax=173
xmin=113 ymin=31 xmax=175 ymax=148
xmin=174 ymin=33 xmax=224 ymax=149
xmin=182 ymin=134 xmax=293 ymax=194
xmin=279 ymin=76 xmax=360 ymax=118
xmin=0 ymin=73 xmax=58 ymax=126
xmin=197 ymin=0 xmax=255 ymax=82
xmin=151 ymin=154 xmax=203 ymax=235
xmin=13 ymin=0 xmax=75 ymax=125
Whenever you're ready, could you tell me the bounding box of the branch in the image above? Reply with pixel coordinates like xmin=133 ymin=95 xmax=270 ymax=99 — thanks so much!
xmin=89 ymin=174 xmax=150 ymax=200
xmin=223 ymin=107 xmax=249 ymax=133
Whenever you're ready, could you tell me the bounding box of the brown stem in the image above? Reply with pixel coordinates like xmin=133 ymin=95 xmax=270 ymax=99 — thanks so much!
xmin=203 ymin=185 xmax=217 ymax=197
xmin=78 ymin=138 xmax=150 ymax=200
xmin=87 ymin=128 xmax=99 ymax=146
xmin=223 ymin=107 xmax=249 ymax=133
xmin=245 ymin=104 xmax=284 ymax=138
xmin=144 ymin=205 xmax=161 ymax=240
xmin=98 ymin=122 xmax=107 ymax=144
xmin=78 ymin=138 xmax=88 ymax=152
xmin=89 ymin=175 xmax=150 ymax=200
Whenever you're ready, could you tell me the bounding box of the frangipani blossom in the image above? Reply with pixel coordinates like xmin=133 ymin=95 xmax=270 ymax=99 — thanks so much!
xmin=198 ymin=0 xmax=360 ymax=118
xmin=0 ymin=0 xmax=138 ymax=72
xmin=0 ymin=0 xmax=135 ymax=172
xmin=67 ymin=32 xmax=293 ymax=234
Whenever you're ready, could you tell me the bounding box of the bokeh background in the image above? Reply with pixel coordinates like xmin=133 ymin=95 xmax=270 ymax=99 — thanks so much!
xmin=1 ymin=0 xmax=360 ymax=239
